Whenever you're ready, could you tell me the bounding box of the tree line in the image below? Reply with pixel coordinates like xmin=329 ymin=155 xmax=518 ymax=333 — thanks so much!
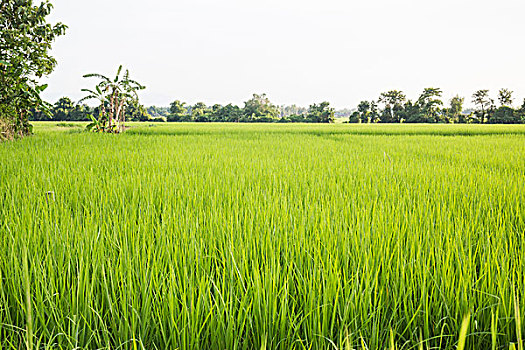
xmin=31 ymin=88 xmax=525 ymax=124
xmin=165 ymin=95 xmax=335 ymax=123
xmin=349 ymin=88 xmax=525 ymax=124
xmin=30 ymin=94 xmax=337 ymax=123
xmin=30 ymin=95 xmax=150 ymax=123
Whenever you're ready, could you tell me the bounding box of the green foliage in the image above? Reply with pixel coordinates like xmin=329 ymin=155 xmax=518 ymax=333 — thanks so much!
xmin=305 ymin=101 xmax=335 ymax=123
xmin=1 ymin=123 xmax=525 ymax=348
xmin=125 ymin=98 xmax=150 ymax=122
xmin=281 ymin=104 xmax=307 ymax=118
xmin=243 ymin=93 xmax=279 ymax=121
xmin=350 ymin=100 xmax=379 ymax=123
xmin=349 ymin=111 xmax=361 ymax=123
xmin=499 ymin=88 xmax=514 ymax=107
xmin=167 ymin=95 xmax=287 ymax=123
xmin=0 ymin=0 xmax=66 ymax=139
xmin=80 ymin=65 xmax=146 ymax=133
xmin=520 ymin=99 xmax=525 ymax=123
xmin=403 ymin=100 xmax=422 ymax=123
xmin=191 ymin=102 xmax=210 ymax=122
xmin=210 ymin=104 xmax=243 ymax=122
xmin=490 ymin=106 xmax=519 ymax=124
xmin=416 ymin=87 xmax=443 ymax=122
xmin=447 ymin=95 xmax=465 ymax=123
xmin=52 ymin=97 xmax=75 ymax=120
xmin=168 ymin=100 xmax=187 ymax=121
xmin=27 ymin=90 xmax=525 ymax=126
xmin=378 ymin=90 xmax=406 ymax=122
xmin=472 ymin=90 xmax=493 ymax=124
xmin=85 ymin=114 xmax=104 ymax=132
xmin=352 ymin=89 xmax=524 ymax=124
xmin=29 ymin=98 xmax=93 ymax=121
xmin=146 ymin=106 xmax=170 ymax=120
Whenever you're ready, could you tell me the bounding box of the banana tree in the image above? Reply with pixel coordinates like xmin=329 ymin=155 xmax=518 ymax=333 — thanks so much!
xmin=115 ymin=69 xmax=145 ymax=132
xmin=78 ymin=85 xmax=108 ymax=131
xmin=80 ymin=65 xmax=145 ymax=133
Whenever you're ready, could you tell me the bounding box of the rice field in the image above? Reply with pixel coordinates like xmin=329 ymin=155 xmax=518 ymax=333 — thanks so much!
xmin=1 ymin=122 xmax=524 ymax=349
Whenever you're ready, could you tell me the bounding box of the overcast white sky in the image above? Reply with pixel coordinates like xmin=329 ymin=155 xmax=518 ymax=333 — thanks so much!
xmin=42 ymin=0 xmax=525 ymax=109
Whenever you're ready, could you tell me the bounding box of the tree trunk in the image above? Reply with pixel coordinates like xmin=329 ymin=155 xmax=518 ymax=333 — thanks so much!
xmin=100 ymin=103 xmax=105 ymax=128
xmin=120 ymin=106 xmax=126 ymax=132
xmin=115 ymin=98 xmax=125 ymax=132
xmin=108 ymin=89 xmax=116 ymax=130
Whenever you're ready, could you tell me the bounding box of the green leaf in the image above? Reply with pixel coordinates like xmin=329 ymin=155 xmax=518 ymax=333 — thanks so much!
xmin=457 ymin=313 xmax=470 ymax=350
xmin=36 ymin=84 xmax=48 ymax=92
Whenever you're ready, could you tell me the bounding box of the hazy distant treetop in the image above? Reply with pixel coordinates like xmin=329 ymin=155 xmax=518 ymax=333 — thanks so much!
xmin=498 ymin=88 xmax=513 ymax=107
xmin=244 ymin=93 xmax=279 ymax=119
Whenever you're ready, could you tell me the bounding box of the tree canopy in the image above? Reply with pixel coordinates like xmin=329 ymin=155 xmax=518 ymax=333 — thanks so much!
xmin=347 ymin=88 xmax=524 ymax=124
xmin=28 ymin=89 xmax=525 ymax=125
xmin=0 ymin=0 xmax=66 ymax=139
xmin=80 ymin=65 xmax=146 ymax=133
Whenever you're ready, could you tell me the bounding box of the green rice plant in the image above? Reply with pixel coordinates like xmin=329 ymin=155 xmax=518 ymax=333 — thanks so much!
xmin=457 ymin=313 xmax=470 ymax=350
xmin=515 ymin=290 xmax=523 ymax=350
xmin=0 ymin=122 xmax=524 ymax=349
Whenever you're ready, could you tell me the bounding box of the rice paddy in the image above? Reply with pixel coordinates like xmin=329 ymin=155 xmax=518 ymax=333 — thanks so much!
xmin=1 ymin=123 xmax=524 ymax=349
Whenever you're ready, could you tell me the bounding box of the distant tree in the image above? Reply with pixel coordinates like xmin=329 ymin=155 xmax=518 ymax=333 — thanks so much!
xmin=52 ymin=97 xmax=75 ymax=121
xmin=352 ymin=100 xmax=379 ymax=123
xmin=349 ymin=111 xmax=360 ymax=123
xmin=210 ymin=104 xmax=243 ymax=122
xmin=126 ymin=99 xmax=150 ymax=122
xmin=498 ymin=88 xmax=514 ymax=107
xmin=69 ymin=104 xmax=92 ymax=121
xmin=488 ymin=89 xmax=519 ymax=123
xmin=519 ymin=99 xmax=525 ymax=123
xmin=356 ymin=101 xmax=371 ymax=123
xmin=281 ymin=104 xmax=307 ymax=117
xmin=334 ymin=108 xmax=354 ymax=119
xmin=416 ymin=88 xmax=443 ymax=122
xmin=447 ymin=95 xmax=465 ymax=123
xmin=490 ymin=106 xmax=518 ymax=124
xmin=403 ymin=100 xmax=422 ymax=123
xmin=191 ymin=102 xmax=210 ymax=122
xmin=147 ymin=106 xmax=169 ymax=119
xmin=472 ymin=90 xmax=491 ymax=124
xmin=28 ymin=107 xmax=49 ymax=121
xmin=369 ymin=100 xmax=380 ymax=122
xmin=225 ymin=104 xmax=243 ymax=122
xmin=209 ymin=104 xmax=225 ymax=122
xmin=168 ymin=100 xmax=187 ymax=121
xmin=243 ymin=93 xmax=279 ymax=121
xmin=306 ymin=102 xmax=334 ymax=123
xmin=169 ymin=100 xmax=186 ymax=114
xmin=0 ymin=0 xmax=67 ymax=139
xmin=378 ymin=90 xmax=406 ymax=122
xmin=287 ymin=114 xmax=307 ymax=123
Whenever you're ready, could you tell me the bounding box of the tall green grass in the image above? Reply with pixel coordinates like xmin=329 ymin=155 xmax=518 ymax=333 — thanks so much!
xmin=1 ymin=123 xmax=524 ymax=349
